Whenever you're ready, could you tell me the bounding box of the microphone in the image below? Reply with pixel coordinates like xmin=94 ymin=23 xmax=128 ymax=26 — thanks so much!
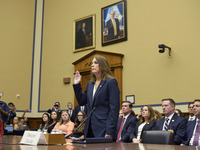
xmin=65 ymin=107 xmax=96 ymax=138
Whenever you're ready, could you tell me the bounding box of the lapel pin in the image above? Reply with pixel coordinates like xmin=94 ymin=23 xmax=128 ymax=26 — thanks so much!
xmin=100 ymin=85 xmax=102 ymax=88
xmin=172 ymin=120 xmax=174 ymax=122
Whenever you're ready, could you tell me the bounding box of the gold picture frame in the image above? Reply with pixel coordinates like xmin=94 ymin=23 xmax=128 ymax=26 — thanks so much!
xmin=73 ymin=14 xmax=96 ymax=52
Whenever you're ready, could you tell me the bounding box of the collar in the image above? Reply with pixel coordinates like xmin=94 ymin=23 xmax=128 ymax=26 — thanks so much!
xmin=123 ymin=114 xmax=130 ymax=120
xmin=165 ymin=113 xmax=175 ymax=121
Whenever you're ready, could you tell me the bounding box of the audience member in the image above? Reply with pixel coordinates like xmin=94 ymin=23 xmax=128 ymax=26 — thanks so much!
xmin=116 ymin=101 xmax=138 ymax=142
xmin=13 ymin=117 xmax=23 ymax=130
xmin=154 ymin=98 xmax=187 ymax=145
xmin=187 ymin=102 xmax=196 ymax=122
xmin=130 ymin=105 xmax=157 ymax=143
xmin=175 ymin=109 xmax=184 ymax=118
xmin=47 ymin=111 xmax=59 ymax=133
xmin=136 ymin=107 xmax=143 ymax=123
xmin=154 ymin=110 xmax=163 ymax=120
xmin=0 ymin=101 xmax=9 ymax=125
xmin=119 ymin=110 xmax=123 ymax=119
xmin=0 ymin=113 xmax=3 ymax=135
xmin=21 ymin=109 xmax=30 ymax=129
xmin=53 ymin=111 xmax=74 ymax=135
xmin=72 ymin=111 xmax=86 ymax=139
xmin=47 ymin=102 xmax=61 ymax=114
xmin=38 ymin=113 xmax=50 ymax=132
xmin=6 ymin=102 xmax=16 ymax=125
xmin=67 ymin=102 xmax=75 ymax=122
xmin=73 ymin=105 xmax=88 ymax=122
xmin=182 ymin=99 xmax=200 ymax=146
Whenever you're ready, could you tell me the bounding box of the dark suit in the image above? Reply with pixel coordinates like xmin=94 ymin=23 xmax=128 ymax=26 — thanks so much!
xmin=76 ymin=28 xmax=86 ymax=49
xmin=183 ymin=118 xmax=196 ymax=145
xmin=154 ymin=113 xmax=187 ymax=145
xmin=67 ymin=109 xmax=75 ymax=122
xmin=105 ymin=18 xmax=120 ymax=41
xmin=73 ymin=78 xmax=120 ymax=138
xmin=116 ymin=115 xmax=138 ymax=142
xmin=129 ymin=120 xmax=157 ymax=141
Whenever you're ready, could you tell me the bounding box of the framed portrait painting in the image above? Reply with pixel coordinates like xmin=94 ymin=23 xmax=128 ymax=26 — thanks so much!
xmin=73 ymin=14 xmax=96 ymax=52
xmin=101 ymin=0 xmax=127 ymax=46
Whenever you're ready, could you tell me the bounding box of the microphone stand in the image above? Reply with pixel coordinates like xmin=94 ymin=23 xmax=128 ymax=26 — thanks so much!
xmin=65 ymin=107 xmax=96 ymax=138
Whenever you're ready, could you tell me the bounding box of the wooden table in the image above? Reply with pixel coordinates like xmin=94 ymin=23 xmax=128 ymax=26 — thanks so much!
xmin=0 ymin=135 xmax=197 ymax=150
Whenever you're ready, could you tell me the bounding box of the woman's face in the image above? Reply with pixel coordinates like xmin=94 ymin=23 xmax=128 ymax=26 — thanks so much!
xmin=61 ymin=112 xmax=69 ymax=122
xmin=51 ymin=111 xmax=57 ymax=120
xmin=43 ymin=114 xmax=48 ymax=122
xmin=13 ymin=117 xmax=19 ymax=124
xmin=91 ymin=58 xmax=101 ymax=76
xmin=77 ymin=112 xmax=83 ymax=122
xmin=142 ymin=106 xmax=149 ymax=119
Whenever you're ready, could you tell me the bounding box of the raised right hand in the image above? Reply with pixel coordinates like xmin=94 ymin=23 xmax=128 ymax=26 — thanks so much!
xmin=74 ymin=70 xmax=81 ymax=84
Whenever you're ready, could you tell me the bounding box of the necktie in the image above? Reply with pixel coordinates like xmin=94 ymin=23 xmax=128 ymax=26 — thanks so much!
xmin=112 ymin=19 xmax=117 ymax=36
xmin=193 ymin=120 xmax=200 ymax=146
xmin=116 ymin=117 xmax=125 ymax=142
xmin=164 ymin=118 xmax=169 ymax=131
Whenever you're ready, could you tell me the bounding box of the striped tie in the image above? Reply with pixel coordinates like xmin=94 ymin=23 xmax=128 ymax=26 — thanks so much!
xmin=164 ymin=118 xmax=169 ymax=131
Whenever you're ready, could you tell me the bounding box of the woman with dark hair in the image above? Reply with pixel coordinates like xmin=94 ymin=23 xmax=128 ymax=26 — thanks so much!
xmin=130 ymin=105 xmax=157 ymax=143
xmin=47 ymin=111 xmax=60 ymax=133
xmin=38 ymin=113 xmax=50 ymax=132
xmin=175 ymin=109 xmax=184 ymax=118
xmin=71 ymin=111 xmax=86 ymax=139
xmin=53 ymin=111 xmax=74 ymax=135
xmin=154 ymin=110 xmax=163 ymax=120
xmin=73 ymin=55 xmax=120 ymax=139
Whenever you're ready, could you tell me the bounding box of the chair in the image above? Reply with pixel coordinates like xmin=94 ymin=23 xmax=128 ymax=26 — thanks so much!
xmin=141 ymin=131 xmax=174 ymax=145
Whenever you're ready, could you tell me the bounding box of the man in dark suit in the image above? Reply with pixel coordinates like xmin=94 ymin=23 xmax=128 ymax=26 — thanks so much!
xmin=116 ymin=101 xmax=138 ymax=142
xmin=182 ymin=99 xmax=200 ymax=146
xmin=66 ymin=102 xmax=75 ymax=122
xmin=104 ymin=10 xmax=120 ymax=41
xmin=187 ymin=102 xmax=196 ymax=122
xmin=154 ymin=98 xmax=187 ymax=145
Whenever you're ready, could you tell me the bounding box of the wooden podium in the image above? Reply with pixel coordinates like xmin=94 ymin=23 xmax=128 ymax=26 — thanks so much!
xmin=43 ymin=134 xmax=66 ymax=145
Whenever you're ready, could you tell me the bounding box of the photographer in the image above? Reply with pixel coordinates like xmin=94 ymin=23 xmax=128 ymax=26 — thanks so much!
xmin=47 ymin=102 xmax=61 ymax=115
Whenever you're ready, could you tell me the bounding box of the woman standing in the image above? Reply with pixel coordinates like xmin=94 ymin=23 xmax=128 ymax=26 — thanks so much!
xmin=53 ymin=111 xmax=74 ymax=135
xmin=130 ymin=105 xmax=156 ymax=143
xmin=73 ymin=55 xmax=120 ymax=139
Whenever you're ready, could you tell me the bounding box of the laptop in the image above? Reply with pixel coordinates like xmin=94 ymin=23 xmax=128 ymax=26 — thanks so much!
xmin=5 ymin=125 xmax=13 ymax=133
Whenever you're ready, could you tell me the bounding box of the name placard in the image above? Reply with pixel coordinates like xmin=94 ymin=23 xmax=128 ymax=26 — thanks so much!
xmin=20 ymin=131 xmax=47 ymax=145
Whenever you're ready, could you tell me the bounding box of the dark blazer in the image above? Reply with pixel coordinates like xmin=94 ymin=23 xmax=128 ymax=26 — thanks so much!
xmin=183 ymin=118 xmax=196 ymax=145
xmin=129 ymin=120 xmax=157 ymax=141
xmin=116 ymin=115 xmax=138 ymax=142
xmin=154 ymin=113 xmax=187 ymax=145
xmin=67 ymin=109 xmax=75 ymax=122
xmin=73 ymin=78 xmax=120 ymax=138
xmin=105 ymin=18 xmax=120 ymax=41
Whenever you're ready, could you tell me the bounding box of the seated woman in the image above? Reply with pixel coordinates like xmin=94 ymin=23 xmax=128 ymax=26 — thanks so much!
xmin=38 ymin=113 xmax=50 ymax=132
xmin=47 ymin=110 xmax=60 ymax=133
xmin=13 ymin=117 xmax=24 ymax=130
xmin=154 ymin=110 xmax=163 ymax=120
xmin=53 ymin=111 xmax=74 ymax=135
xmin=71 ymin=111 xmax=86 ymax=139
xmin=130 ymin=105 xmax=157 ymax=143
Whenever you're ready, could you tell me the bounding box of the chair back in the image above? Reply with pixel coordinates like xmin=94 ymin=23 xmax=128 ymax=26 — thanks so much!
xmin=141 ymin=131 xmax=174 ymax=145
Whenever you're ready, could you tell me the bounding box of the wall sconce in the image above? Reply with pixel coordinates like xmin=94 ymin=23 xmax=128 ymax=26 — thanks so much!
xmin=158 ymin=44 xmax=171 ymax=56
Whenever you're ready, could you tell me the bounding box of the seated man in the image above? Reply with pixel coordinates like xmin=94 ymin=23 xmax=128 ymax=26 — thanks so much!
xmin=183 ymin=99 xmax=200 ymax=146
xmin=187 ymin=102 xmax=196 ymax=122
xmin=116 ymin=101 xmax=138 ymax=142
xmin=154 ymin=98 xmax=187 ymax=145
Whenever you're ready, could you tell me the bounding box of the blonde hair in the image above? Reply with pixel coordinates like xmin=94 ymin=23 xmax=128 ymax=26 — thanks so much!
xmin=91 ymin=55 xmax=113 ymax=83
xmin=59 ymin=111 xmax=70 ymax=124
